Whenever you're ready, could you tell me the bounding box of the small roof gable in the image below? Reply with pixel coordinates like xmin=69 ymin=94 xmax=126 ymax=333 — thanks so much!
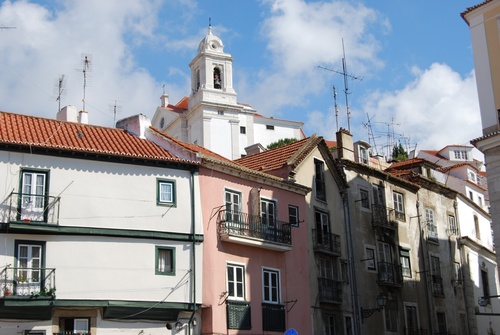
xmin=0 ymin=110 xmax=193 ymax=164
xmin=235 ymin=136 xmax=321 ymax=172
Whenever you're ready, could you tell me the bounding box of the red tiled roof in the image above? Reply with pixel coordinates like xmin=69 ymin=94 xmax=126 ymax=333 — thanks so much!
xmin=325 ymin=140 xmax=337 ymax=149
xmin=387 ymin=158 xmax=425 ymax=170
xmin=0 ymin=111 xmax=193 ymax=163
xmin=461 ymin=0 xmax=494 ymax=23
xmin=235 ymin=136 xmax=320 ymax=172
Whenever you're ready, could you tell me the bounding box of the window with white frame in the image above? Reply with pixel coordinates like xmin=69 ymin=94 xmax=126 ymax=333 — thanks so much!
xmin=393 ymin=191 xmax=405 ymax=220
xmin=400 ymin=248 xmax=411 ymax=278
xmin=315 ymin=210 xmax=331 ymax=246
xmin=288 ymin=205 xmax=299 ymax=226
xmin=454 ymin=150 xmax=468 ymax=160
xmin=227 ymin=264 xmax=245 ymax=300
xmin=59 ymin=318 xmax=90 ymax=335
xmin=426 ymin=208 xmax=438 ymax=241
xmin=261 ymin=198 xmax=277 ymax=227
xmin=262 ymin=269 xmax=280 ymax=304
xmin=155 ymin=247 xmax=175 ymax=275
xmin=17 ymin=242 xmax=43 ymax=288
xmin=20 ymin=169 xmax=49 ymax=221
xmin=404 ymin=303 xmax=419 ymax=334
xmin=448 ymin=215 xmax=457 ymax=235
xmin=157 ymin=179 xmax=175 ymax=206
xmin=225 ymin=189 xmax=241 ymax=221
xmin=384 ymin=298 xmax=398 ymax=332
xmin=359 ymin=147 xmax=368 ymax=164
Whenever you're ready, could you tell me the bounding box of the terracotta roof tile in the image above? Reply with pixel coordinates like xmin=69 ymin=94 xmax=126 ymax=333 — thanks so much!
xmin=387 ymin=158 xmax=425 ymax=170
xmin=235 ymin=136 xmax=320 ymax=172
xmin=0 ymin=111 xmax=194 ymax=163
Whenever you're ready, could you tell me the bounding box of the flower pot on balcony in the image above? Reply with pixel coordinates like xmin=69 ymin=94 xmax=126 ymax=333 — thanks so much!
xmin=4 ymin=288 xmax=12 ymax=296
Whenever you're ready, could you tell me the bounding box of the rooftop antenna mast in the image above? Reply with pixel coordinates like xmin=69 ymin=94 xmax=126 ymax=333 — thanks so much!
xmin=333 ymin=85 xmax=339 ymax=131
xmin=317 ymin=39 xmax=361 ymax=132
xmin=54 ymin=74 xmax=66 ymax=112
xmin=363 ymin=113 xmax=379 ymax=156
xmin=109 ymin=100 xmax=122 ymax=125
xmin=81 ymin=54 xmax=92 ymax=111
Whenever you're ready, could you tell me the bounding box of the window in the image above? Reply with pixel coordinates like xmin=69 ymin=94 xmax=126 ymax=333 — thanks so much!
xmin=218 ymin=110 xmax=224 ymax=115
xmin=155 ymin=247 xmax=175 ymax=275
xmin=426 ymin=208 xmax=438 ymax=241
xmin=359 ymin=147 xmax=368 ymax=164
xmin=340 ymin=259 xmax=349 ymax=283
xmin=288 ymin=205 xmax=299 ymax=226
xmin=448 ymin=215 xmax=457 ymax=235
xmin=378 ymin=242 xmax=393 ymax=283
xmin=360 ymin=189 xmax=370 ymax=209
xmin=454 ymin=150 xmax=468 ymax=160
xmin=59 ymin=318 xmax=90 ymax=335
xmin=324 ymin=315 xmax=336 ymax=335
xmin=453 ymin=262 xmax=462 ymax=286
xmin=400 ymin=248 xmax=411 ymax=278
xmin=261 ymin=199 xmax=277 ymax=227
xmin=262 ymin=269 xmax=280 ymax=303
xmin=469 ymin=191 xmax=474 ymax=201
xmin=365 ymin=246 xmax=376 ymax=270
xmin=474 ymin=215 xmax=481 ymax=240
xmin=436 ymin=312 xmax=447 ymax=334
xmin=481 ymin=268 xmax=490 ymax=304
xmin=373 ymin=185 xmax=385 ymax=206
xmin=20 ymin=169 xmax=48 ymax=221
xmin=240 ymin=126 xmax=246 ymax=134
xmin=404 ymin=304 xmax=419 ymax=334
xmin=392 ymin=191 xmax=405 ymax=220
xmin=227 ymin=264 xmax=245 ymax=300
xmin=17 ymin=242 xmax=42 ymax=293
xmin=345 ymin=316 xmax=353 ymax=335
xmin=225 ymin=189 xmax=241 ymax=221
xmin=384 ymin=298 xmax=398 ymax=332
xmin=157 ymin=179 xmax=175 ymax=206
xmin=430 ymin=255 xmax=444 ymax=296
xmin=315 ymin=210 xmax=330 ymax=246
xmin=266 ymin=125 xmax=275 ymax=130
xmin=314 ymin=159 xmax=326 ymax=201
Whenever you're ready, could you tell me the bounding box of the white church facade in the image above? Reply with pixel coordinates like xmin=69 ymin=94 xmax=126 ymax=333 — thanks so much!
xmin=151 ymin=25 xmax=304 ymax=160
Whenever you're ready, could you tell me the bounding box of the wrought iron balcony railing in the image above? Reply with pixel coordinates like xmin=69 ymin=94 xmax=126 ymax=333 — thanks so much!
xmin=1 ymin=191 xmax=61 ymax=224
xmin=262 ymin=303 xmax=285 ymax=332
xmin=371 ymin=204 xmax=398 ymax=230
xmin=312 ymin=229 xmax=341 ymax=255
xmin=1 ymin=266 xmax=56 ymax=298
xmin=377 ymin=262 xmax=403 ymax=286
xmin=318 ymin=277 xmax=342 ymax=303
xmin=217 ymin=210 xmax=292 ymax=245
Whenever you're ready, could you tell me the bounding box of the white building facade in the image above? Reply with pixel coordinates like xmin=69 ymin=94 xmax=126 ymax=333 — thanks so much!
xmin=0 ymin=111 xmax=203 ymax=335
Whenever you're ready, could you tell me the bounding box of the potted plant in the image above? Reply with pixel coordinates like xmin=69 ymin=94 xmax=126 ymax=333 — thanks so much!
xmin=3 ymin=287 xmax=12 ymax=296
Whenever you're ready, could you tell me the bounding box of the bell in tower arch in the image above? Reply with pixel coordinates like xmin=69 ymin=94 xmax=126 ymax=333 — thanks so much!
xmin=213 ymin=67 xmax=222 ymax=89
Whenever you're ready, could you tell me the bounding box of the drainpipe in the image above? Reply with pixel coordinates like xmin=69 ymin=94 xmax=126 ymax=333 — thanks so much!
xmin=416 ymin=198 xmax=434 ymax=334
xmin=188 ymin=168 xmax=197 ymax=335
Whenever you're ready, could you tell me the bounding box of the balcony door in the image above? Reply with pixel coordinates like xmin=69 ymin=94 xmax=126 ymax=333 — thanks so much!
xmin=20 ymin=170 xmax=47 ymax=222
xmin=377 ymin=242 xmax=394 ymax=282
xmin=315 ymin=210 xmax=330 ymax=247
xmin=17 ymin=244 xmax=42 ymax=295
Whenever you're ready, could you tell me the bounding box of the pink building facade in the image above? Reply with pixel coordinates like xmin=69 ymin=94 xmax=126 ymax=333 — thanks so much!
xmin=198 ymin=165 xmax=311 ymax=334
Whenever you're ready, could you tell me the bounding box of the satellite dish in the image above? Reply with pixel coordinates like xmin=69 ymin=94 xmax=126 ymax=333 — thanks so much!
xmin=284 ymin=329 xmax=298 ymax=335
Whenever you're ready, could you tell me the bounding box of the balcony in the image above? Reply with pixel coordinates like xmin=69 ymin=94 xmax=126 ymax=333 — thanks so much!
xmin=227 ymin=301 xmax=251 ymax=330
xmin=217 ymin=210 xmax=292 ymax=251
xmin=1 ymin=191 xmax=60 ymax=224
xmin=312 ymin=230 xmax=341 ymax=256
xmin=1 ymin=266 xmax=56 ymax=298
xmin=377 ymin=262 xmax=403 ymax=286
xmin=318 ymin=277 xmax=342 ymax=304
xmin=371 ymin=204 xmax=398 ymax=230
xmin=431 ymin=275 xmax=445 ymax=297
xmin=262 ymin=303 xmax=285 ymax=332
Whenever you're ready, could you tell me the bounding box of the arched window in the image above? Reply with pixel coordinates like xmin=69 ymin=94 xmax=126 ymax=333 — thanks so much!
xmin=196 ymin=69 xmax=200 ymax=91
xmin=213 ymin=67 xmax=222 ymax=89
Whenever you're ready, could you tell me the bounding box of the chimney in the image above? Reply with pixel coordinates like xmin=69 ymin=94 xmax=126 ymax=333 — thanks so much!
xmin=160 ymin=93 xmax=169 ymax=108
xmin=79 ymin=110 xmax=89 ymax=124
xmin=116 ymin=114 xmax=151 ymax=139
xmin=57 ymin=105 xmax=78 ymax=122
xmin=244 ymin=143 xmax=267 ymax=156
xmin=336 ymin=128 xmax=355 ymax=161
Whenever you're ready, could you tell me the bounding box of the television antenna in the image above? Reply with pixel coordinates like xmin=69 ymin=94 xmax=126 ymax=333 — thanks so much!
xmin=80 ymin=54 xmax=92 ymax=112
xmin=0 ymin=26 xmax=16 ymax=30
xmin=109 ymin=100 xmax=122 ymax=125
xmin=318 ymin=39 xmax=362 ymax=132
xmin=54 ymin=74 xmax=66 ymax=112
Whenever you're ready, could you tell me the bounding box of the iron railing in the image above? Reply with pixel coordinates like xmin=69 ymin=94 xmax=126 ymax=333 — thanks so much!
xmin=1 ymin=266 xmax=56 ymax=298
xmin=1 ymin=191 xmax=60 ymax=224
xmin=262 ymin=303 xmax=285 ymax=332
xmin=377 ymin=262 xmax=403 ymax=286
xmin=312 ymin=229 xmax=341 ymax=255
xmin=372 ymin=204 xmax=398 ymax=230
xmin=431 ymin=275 xmax=445 ymax=297
xmin=218 ymin=210 xmax=292 ymax=245
xmin=318 ymin=277 xmax=342 ymax=303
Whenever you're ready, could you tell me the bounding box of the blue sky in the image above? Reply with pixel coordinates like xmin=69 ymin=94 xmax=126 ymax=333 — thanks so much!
xmin=0 ymin=0 xmax=483 ymax=158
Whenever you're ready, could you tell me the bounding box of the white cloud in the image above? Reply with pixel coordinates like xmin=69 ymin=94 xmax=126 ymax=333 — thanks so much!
xmin=240 ymin=0 xmax=386 ymax=117
xmin=351 ymin=63 xmax=481 ymax=155
xmin=0 ymin=0 xmax=167 ymax=126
